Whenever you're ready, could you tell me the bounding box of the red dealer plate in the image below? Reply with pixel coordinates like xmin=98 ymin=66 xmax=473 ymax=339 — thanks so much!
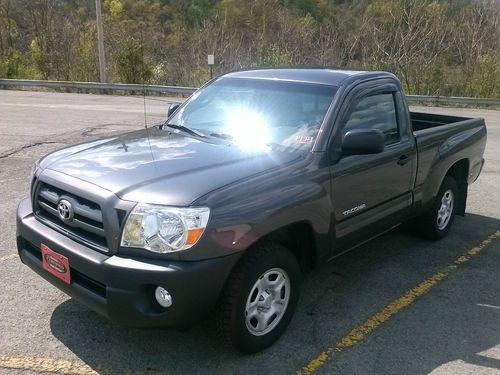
xmin=41 ymin=244 xmax=71 ymax=284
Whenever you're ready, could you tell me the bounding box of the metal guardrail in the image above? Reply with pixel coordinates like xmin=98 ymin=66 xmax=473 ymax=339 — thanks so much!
xmin=0 ymin=79 xmax=197 ymax=95
xmin=406 ymin=94 xmax=500 ymax=106
xmin=0 ymin=78 xmax=499 ymax=106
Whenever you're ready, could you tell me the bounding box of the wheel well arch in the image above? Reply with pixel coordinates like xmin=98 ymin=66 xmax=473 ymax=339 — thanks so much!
xmin=444 ymin=158 xmax=469 ymax=216
xmin=446 ymin=158 xmax=469 ymax=182
xmin=252 ymin=221 xmax=318 ymax=273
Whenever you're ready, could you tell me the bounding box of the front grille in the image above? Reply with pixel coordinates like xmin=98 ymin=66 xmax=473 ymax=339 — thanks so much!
xmin=34 ymin=182 xmax=108 ymax=252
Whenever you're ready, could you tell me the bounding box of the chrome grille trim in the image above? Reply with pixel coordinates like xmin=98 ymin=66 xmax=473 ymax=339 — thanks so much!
xmin=34 ymin=182 xmax=109 ymax=252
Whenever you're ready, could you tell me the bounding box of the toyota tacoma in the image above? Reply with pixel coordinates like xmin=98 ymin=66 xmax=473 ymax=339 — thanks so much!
xmin=17 ymin=69 xmax=487 ymax=353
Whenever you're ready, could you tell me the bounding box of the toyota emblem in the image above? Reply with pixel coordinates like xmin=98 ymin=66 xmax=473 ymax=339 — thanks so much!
xmin=57 ymin=199 xmax=74 ymax=223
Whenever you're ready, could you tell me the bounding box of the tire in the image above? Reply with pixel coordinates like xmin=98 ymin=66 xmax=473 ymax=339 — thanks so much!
xmin=216 ymin=242 xmax=300 ymax=354
xmin=417 ymin=176 xmax=458 ymax=240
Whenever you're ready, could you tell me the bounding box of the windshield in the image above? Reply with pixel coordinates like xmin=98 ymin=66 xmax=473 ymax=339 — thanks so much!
xmin=167 ymin=77 xmax=337 ymax=152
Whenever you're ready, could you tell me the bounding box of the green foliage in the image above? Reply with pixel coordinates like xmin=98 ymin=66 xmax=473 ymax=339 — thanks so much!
xmin=187 ymin=0 xmax=211 ymax=25
xmin=471 ymin=54 xmax=500 ymax=98
xmin=290 ymin=0 xmax=315 ymax=14
xmin=72 ymin=26 xmax=99 ymax=82
xmin=0 ymin=0 xmax=498 ymax=98
xmin=0 ymin=48 xmax=38 ymax=79
xmin=30 ymin=38 xmax=50 ymax=79
xmin=113 ymin=38 xmax=152 ymax=84
xmin=107 ymin=0 xmax=124 ymax=18
xmin=260 ymin=44 xmax=293 ymax=67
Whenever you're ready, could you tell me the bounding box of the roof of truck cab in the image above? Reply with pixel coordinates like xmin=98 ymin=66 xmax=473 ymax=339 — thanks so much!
xmin=223 ymin=68 xmax=391 ymax=87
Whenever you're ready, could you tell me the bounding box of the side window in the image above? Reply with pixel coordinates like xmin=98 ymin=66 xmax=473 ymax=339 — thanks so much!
xmin=343 ymin=93 xmax=399 ymax=145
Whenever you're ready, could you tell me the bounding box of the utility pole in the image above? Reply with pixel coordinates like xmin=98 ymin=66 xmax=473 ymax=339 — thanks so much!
xmin=95 ymin=0 xmax=107 ymax=82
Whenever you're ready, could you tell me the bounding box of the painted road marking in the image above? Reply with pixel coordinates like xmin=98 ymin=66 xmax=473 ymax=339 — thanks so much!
xmin=478 ymin=344 xmax=500 ymax=360
xmin=429 ymin=359 xmax=500 ymax=375
xmin=297 ymin=231 xmax=500 ymax=375
xmin=0 ymin=355 xmax=98 ymax=374
xmin=477 ymin=303 xmax=500 ymax=310
xmin=0 ymin=254 xmax=17 ymax=262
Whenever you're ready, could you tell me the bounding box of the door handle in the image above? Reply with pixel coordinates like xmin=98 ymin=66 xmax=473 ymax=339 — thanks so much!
xmin=397 ymin=155 xmax=411 ymax=166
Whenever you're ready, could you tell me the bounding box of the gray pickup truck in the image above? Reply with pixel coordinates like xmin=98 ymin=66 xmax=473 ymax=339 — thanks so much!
xmin=17 ymin=69 xmax=486 ymax=353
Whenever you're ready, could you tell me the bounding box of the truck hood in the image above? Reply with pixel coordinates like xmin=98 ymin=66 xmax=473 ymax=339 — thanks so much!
xmin=40 ymin=127 xmax=300 ymax=206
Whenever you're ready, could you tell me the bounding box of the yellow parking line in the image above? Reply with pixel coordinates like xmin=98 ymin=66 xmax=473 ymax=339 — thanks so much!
xmin=0 ymin=254 xmax=17 ymax=262
xmin=297 ymin=230 xmax=500 ymax=375
xmin=0 ymin=355 xmax=99 ymax=374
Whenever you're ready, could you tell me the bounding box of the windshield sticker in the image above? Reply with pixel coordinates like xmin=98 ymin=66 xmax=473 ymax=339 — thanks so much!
xmin=295 ymin=135 xmax=314 ymax=144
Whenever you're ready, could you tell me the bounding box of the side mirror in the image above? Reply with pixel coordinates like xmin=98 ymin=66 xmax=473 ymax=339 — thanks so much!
xmin=342 ymin=128 xmax=385 ymax=155
xmin=167 ymin=103 xmax=180 ymax=118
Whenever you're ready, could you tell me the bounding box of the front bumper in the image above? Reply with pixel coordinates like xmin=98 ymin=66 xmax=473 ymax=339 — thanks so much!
xmin=16 ymin=198 xmax=241 ymax=327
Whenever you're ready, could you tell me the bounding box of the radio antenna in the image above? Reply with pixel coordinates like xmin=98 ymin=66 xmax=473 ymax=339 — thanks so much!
xmin=140 ymin=27 xmax=157 ymax=168
xmin=141 ymin=28 xmax=147 ymax=129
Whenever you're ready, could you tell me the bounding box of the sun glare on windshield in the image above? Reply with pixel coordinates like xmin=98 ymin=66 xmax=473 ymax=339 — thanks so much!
xmin=224 ymin=108 xmax=271 ymax=151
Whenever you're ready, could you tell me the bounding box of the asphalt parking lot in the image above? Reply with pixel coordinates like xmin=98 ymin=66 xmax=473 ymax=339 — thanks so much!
xmin=0 ymin=90 xmax=499 ymax=375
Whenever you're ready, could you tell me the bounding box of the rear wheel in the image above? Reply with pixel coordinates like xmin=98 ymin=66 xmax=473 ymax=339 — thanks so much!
xmin=216 ymin=242 xmax=300 ymax=353
xmin=417 ymin=176 xmax=458 ymax=240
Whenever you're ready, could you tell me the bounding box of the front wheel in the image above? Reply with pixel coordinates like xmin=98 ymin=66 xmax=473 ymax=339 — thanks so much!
xmin=417 ymin=176 xmax=458 ymax=240
xmin=216 ymin=242 xmax=300 ymax=354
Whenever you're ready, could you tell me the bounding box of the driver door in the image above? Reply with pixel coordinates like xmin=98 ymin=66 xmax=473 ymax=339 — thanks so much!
xmin=330 ymin=84 xmax=415 ymax=251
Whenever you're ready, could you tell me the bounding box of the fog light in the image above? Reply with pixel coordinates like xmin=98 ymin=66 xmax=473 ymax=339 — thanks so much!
xmin=155 ymin=286 xmax=172 ymax=308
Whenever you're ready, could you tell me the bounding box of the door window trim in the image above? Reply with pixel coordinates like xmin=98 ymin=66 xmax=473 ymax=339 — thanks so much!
xmin=341 ymin=90 xmax=401 ymax=146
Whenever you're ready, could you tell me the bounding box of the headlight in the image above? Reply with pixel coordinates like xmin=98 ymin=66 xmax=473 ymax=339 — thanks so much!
xmin=120 ymin=204 xmax=210 ymax=253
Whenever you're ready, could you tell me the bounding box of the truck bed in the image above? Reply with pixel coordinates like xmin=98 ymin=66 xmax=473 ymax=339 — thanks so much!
xmin=410 ymin=111 xmax=486 ymax=211
xmin=410 ymin=112 xmax=470 ymax=131
xmin=410 ymin=112 xmax=471 ymax=131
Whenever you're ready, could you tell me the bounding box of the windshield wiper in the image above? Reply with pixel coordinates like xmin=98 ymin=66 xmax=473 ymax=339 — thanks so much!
xmin=209 ymin=132 xmax=279 ymax=149
xmin=163 ymin=123 xmax=206 ymax=138
xmin=209 ymin=132 xmax=234 ymax=140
